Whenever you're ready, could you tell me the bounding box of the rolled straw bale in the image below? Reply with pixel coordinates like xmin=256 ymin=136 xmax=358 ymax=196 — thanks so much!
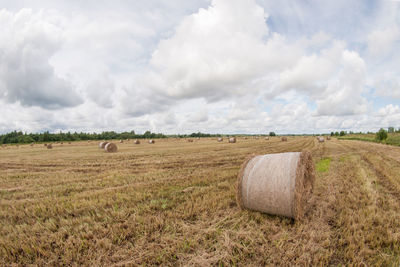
xmin=134 ymin=139 xmax=141 ymax=144
xmin=281 ymin=137 xmax=288 ymax=142
xmin=326 ymin=136 xmax=331 ymax=140
xmin=47 ymin=144 xmax=53 ymax=149
xmin=104 ymin=143 xmax=118 ymax=153
xmin=44 ymin=144 xmax=47 ymax=147
xmin=265 ymin=137 xmax=269 ymax=140
xmin=318 ymin=137 xmax=325 ymax=143
xmin=229 ymin=137 xmax=236 ymax=143
xmin=120 ymin=139 xmax=123 ymax=143
xmin=99 ymin=142 xmax=109 ymax=149
xmin=30 ymin=142 xmax=34 ymax=147
xmin=217 ymin=137 xmax=223 ymax=142
xmin=237 ymin=151 xmax=315 ymax=220
xmin=188 ymin=139 xmax=194 ymax=142
xmin=149 ymin=139 xmax=155 ymax=144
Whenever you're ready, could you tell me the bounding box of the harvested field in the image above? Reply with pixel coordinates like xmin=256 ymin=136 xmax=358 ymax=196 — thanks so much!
xmin=1 ymin=138 xmax=400 ymax=265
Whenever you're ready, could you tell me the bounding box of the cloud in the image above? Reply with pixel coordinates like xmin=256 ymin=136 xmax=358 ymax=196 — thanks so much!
xmin=0 ymin=9 xmax=83 ymax=109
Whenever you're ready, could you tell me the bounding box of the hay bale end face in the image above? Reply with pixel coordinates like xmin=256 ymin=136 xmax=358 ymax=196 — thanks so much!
xmin=134 ymin=140 xmax=141 ymax=144
xmin=318 ymin=137 xmax=325 ymax=143
xmin=47 ymin=144 xmax=53 ymax=149
xmin=229 ymin=137 xmax=236 ymax=143
xmin=104 ymin=143 xmax=118 ymax=153
xmin=327 ymin=136 xmax=331 ymax=140
xmin=99 ymin=142 xmax=109 ymax=149
xmin=281 ymin=137 xmax=288 ymax=142
xmin=217 ymin=137 xmax=223 ymax=142
xmin=237 ymin=151 xmax=315 ymax=220
xmin=149 ymin=139 xmax=155 ymax=144
xmin=265 ymin=137 xmax=269 ymax=140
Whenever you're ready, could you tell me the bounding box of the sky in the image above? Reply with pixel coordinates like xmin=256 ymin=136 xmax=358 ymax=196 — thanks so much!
xmin=0 ymin=0 xmax=399 ymax=134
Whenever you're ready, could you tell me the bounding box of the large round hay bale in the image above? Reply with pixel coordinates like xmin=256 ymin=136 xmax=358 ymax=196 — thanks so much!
xmin=149 ymin=139 xmax=155 ymax=144
xmin=99 ymin=142 xmax=109 ymax=149
xmin=265 ymin=137 xmax=269 ymax=140
xmin=318 ymin=137 xmax=325 ymax=143
xmin=134 ymin=139 xmax=141 ymax=144
xmin=119 ymin=139 xmax=123 ymax=143
xmin=281 ymin=137 xmax=288 ymax=142
xmin=229 ymin=137 xmax=236 ymax=143
xmin=47 ymin=144 xmax=53 ymax=149
xmin=104 ymin=142 xmax=118 ymax=153
xmin=188 ymin=139 xmax=194 ymax=142
xmin=237 ymin=151 xmax=315 ymax=220
xmin=217 ymin=137 xmax=223 ymax=142
xmin=326 ymin=136 xmax=331 ymax=140
xmin=44 ymin=143 xmax=47 ymax=147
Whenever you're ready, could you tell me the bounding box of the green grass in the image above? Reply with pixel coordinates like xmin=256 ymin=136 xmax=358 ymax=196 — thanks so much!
xmin=339 ymin=133 xmax=400 ymax=146
xmin=316 ymin=158 xmax=331 ymax=172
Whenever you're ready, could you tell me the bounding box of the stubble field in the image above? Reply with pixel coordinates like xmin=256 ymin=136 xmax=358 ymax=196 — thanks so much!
xmin=1 ymin=137 xmax=400 ymax=266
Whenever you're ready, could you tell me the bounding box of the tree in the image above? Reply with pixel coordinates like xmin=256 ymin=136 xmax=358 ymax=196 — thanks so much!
xmin=330 ymin=132 xmax=334 ymax=136
xmin=376 ymin=128 xmax=388 ymax=141
xmin=388 ymin=127 xmax=395 ymax=133
xmin=339 ymin=131 xmax=346 ymax=136
xmin=269 ymin=132 xmax=276 ymax=136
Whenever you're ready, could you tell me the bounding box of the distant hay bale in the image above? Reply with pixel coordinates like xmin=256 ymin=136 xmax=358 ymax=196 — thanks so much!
xmin=188 ymin=139 xmax=194 ymax=142
xmin=237 ymin=151 xmax=315 ymax=220
xmin=318 ymin=137 xmax=325 ymax=143
xmin=281 ymin=137 xmax=288 ymax=142
xmin=99 ymin=142 xmax=109 ymax=149
xmin=47 ymin=144 xmax=53 ymax=149
xmin=44 ymin=144 xmax=47 ymax=147
xmin=68 ymin=142 xmax=71 ymax=144
xmin=265 ymin=137 xmax=269 ymax=140
xmin=255 ymin=136 xmax=259 ymax=139
xmin=149 ymin=139 xmax=155 ymax=144
xmin=104 ymin=143 xmax=118 ymax=153
xmin=217 ymin=137 xmax=223 ymax=142
xmin=229 ymin=137 xmax=236 ymax=143
xmin=120 ymin=139 xmax=123 ymax=143
xmin=30 ymin=142 xmax=34 ymax=147
xmin=327 ymin=136 xmax=331 ymax=140
xmin=134 ymin=139 xmax=141 ymax=144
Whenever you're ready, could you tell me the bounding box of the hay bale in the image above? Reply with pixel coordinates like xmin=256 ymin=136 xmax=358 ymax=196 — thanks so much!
xmin=229 ymin=137 xmax=236 ymax=143
xmin=47 ymin=144 xmax=53 ymax=149
xmin=318 ymin=137 xmax=325 ymax=143
xmin=30 ymin=142 xmax=34 ymax=147
xmin=134 ymin=139 xmax=141 ymax=144
xmin=120 ymin=139 xmax=123 ymax=143
xmin=327 ymin=136 xmax=331 ymax=140
xmin=237 ymin=151 xmax=315 ymax=220
xmin=99 ymin=142 xmax=109 ymax=149
xmin=281 ymin=137 xmax=288 ymax=142
xmin=149 ymin=139 xmax=155 ymax=144
xmin=188 ymin=139 xmax=194 ymax=142
xmin=217 ymin=137 xmax=223 ymax=142
xmin=104 ymin=143 xmax=118 ymax=153
xmin=44 ymin=144 xmax=47 ymax=147
xmin=265 ymin=137 xmax=269 ymax=140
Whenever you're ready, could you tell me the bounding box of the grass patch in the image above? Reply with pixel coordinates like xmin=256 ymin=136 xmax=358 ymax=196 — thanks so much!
xmin=316 ymin=158 xmax=331 ymax=172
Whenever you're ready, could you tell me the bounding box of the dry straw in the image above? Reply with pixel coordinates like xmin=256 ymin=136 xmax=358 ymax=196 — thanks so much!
xmin=134 ymin=140 xmax=141 ymax=144
xmin=149 ymin=139 xmax=155 ymax=144
xmin=281 ymin=137 xmax=288 ymax=142
xmin=99 ymin=142 xmax=109 ymax=149
xmin=229 ymin=137 xmax=236 ymax=143
xmin=237 ymin=151 xmax=315 ymax=220
xmin=104 ymin=143 xmax=118 ymax=153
